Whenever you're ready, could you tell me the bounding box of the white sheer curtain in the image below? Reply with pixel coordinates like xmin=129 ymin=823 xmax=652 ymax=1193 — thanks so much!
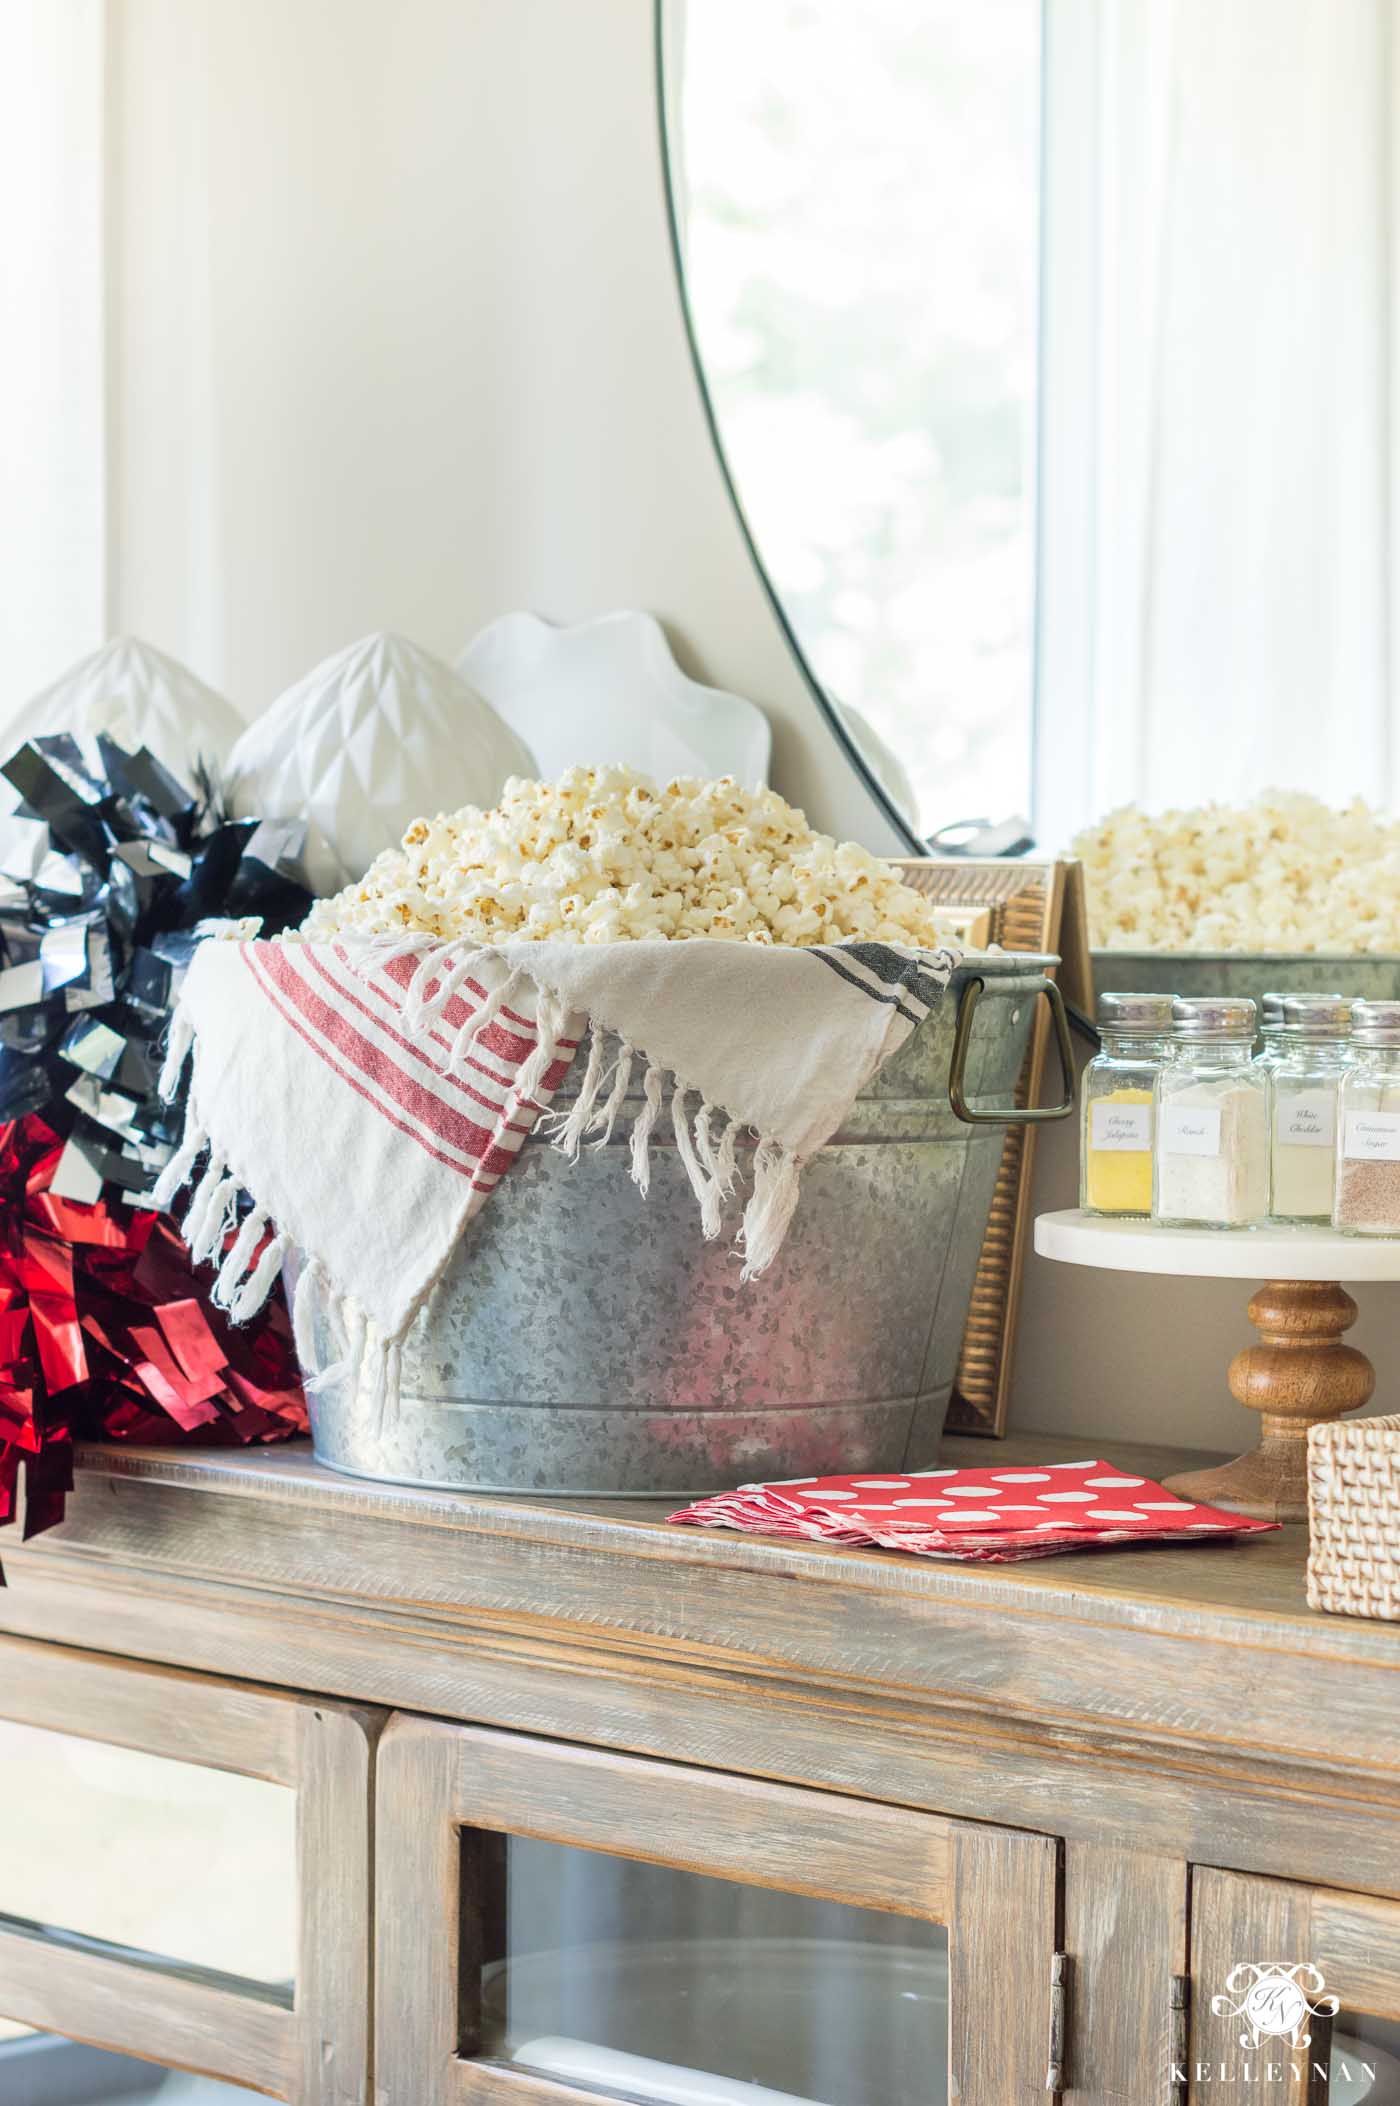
xmin=0 ymin=0 xmax=107 ymax=716
xmin=1035 ymin=0 xmax=1400 ymax=849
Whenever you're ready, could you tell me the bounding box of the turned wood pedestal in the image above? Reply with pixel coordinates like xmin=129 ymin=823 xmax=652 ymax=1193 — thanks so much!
xmin=1164 ymin=1278 xmax=1375 ymax=1519
xmin=1034 ymin=1213 xmax=1400 ymax=1521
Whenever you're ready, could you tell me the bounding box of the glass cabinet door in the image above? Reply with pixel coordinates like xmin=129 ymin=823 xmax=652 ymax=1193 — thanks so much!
xmin=375 ymin=1716 xmax=1061 ymax=2106
xmin=0 ymin=2029 xmax=267 ymax=2103
xmin=1190 ymin=1867 xmax=1400 ymax=2104
xmin=0 ymin=1635 xmax=376 ymax=2105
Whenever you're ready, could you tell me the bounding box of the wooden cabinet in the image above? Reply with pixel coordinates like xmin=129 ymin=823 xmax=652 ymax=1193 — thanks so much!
xmin=374 ymin=1715 xmax=1061 ymax=2106
xmin=1188 ymin=1868 xmax=1400 ymax=2104
xmin=4 ymin=1436 xmax=1400 ymax=2106
xmin=0 ymin=1633 xmax=378 ymax=2104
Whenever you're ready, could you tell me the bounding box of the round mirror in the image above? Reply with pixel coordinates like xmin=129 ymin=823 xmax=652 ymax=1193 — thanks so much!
xmin=660 ymin=1 xmax=1400 ymax=858
xmin=658 ymin=0 xmax=1041 ymax=849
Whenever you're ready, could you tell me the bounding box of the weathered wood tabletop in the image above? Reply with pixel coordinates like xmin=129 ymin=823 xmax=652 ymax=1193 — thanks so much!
xmin=20 ymin=1428 xmax=1364 ymax=1642
xmin=4 ymin=1428 xmax=1398 ymax=1896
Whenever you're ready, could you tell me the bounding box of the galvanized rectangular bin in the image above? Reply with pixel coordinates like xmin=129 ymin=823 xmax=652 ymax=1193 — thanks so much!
xmin=1092 ymin=953 xmax=1400 ymax=1012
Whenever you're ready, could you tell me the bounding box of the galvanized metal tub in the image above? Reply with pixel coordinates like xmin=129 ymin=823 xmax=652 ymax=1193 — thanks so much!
xmin=303 ymin=951 xmax=1068 ymax=1495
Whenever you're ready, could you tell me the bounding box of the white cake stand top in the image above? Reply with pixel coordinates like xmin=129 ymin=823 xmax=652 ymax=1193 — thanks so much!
xmin=1035 ymin=1209 xmax=1400 ymax=1283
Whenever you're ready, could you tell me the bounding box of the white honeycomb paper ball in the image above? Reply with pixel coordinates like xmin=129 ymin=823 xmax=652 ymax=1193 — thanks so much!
xmin=3 ymin=637 xmax=242 ymax=787
xmin=225 ymin=632 xmax=538 ymax=896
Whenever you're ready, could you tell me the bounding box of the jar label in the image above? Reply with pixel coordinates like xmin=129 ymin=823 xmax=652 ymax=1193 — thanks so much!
xmin=1343 ymin=1111 xmax=1400 ymax=1161
xmin=1090 ymin=1102 xmax=1152 ymax=1152
xmin=1274 ymin=1091 xmax=1336 ymax=1149
xmin=1159 ymin=1105 xmax=1222 ymax=1157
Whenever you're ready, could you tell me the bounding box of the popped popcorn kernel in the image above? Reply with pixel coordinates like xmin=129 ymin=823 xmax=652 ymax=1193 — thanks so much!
xmin=1076 ymin=792 xmax=1400 ymax=952
xmin=301 ymin=766 xmax=948 ymax=950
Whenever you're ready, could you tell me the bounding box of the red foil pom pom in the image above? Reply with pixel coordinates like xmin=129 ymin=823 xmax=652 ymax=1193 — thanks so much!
xmin=0 ymin=1114 xmax=306 ymax=1567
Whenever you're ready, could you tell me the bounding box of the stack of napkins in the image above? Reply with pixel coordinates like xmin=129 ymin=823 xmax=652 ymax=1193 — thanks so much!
xmin=669 ymin=1458 xmax=1278 ymax=1562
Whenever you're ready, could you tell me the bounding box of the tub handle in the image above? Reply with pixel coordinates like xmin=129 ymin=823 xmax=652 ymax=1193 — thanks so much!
xmin=949 ymin=975 xmax=1075 ymax=1126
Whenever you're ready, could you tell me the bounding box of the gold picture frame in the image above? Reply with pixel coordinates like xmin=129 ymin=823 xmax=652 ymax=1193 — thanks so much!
xmin=895 ymin=856 xmax=1092 ymax=1436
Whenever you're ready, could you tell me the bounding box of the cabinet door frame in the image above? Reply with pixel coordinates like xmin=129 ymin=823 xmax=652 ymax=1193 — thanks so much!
xmin=1189 ymin=1865 xmax=1400 ymax=2105
xmin=0 ymin=1632 xmax=377 ymax=2104
xmin=375 ymin=1711 xmax=1061 ymax=2106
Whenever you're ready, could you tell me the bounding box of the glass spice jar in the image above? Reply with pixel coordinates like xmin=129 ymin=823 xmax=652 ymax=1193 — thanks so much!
xmin=1154 ymin=997 xmax=1269 ymax=1229
xmin=1255 ymin=991 xmax=1289 ymax=1071
xmin=1268 ymin=995 xmax=1351 ymax=1225
xmin=1335 ymin=1001 xmax=1400 ymax=1237
xmin=1080 ymin=993 xmax=1174 ymax=1217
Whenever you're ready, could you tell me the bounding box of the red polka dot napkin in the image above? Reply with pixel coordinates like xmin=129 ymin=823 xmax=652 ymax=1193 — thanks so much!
xmin=669 ymin=1459 xmax=1278 ymax=1560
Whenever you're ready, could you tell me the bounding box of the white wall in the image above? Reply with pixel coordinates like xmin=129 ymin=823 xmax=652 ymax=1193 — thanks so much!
xmin=102 ymin=0 xmax=1400 ymax=1454
xmin=105 ymin=0 xmax=905 ymax=852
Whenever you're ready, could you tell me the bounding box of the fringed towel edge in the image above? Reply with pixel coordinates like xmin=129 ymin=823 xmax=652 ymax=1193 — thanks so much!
xmin=539 ymin=1028 xmax=798 ymax=1275
xmin=331 ymin=936 xmax=813 ymax=1273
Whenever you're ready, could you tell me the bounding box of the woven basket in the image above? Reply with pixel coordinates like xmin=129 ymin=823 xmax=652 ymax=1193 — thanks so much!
xmin=1308 ymin=1415 xmax=1400 ymax=1620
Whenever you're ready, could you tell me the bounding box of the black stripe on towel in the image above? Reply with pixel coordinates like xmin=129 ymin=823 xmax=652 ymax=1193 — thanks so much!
xmin=809 ymin=945 xmax=939 ymax=1026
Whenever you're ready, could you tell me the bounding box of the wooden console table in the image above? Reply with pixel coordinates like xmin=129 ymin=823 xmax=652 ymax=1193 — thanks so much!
xmin=2 ymin=1432 xmax=1398 ymax=2105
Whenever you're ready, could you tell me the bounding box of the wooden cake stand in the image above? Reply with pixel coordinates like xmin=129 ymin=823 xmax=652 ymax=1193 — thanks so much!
xmin=1034 ymin=1210 xmax=1400 ymax=1522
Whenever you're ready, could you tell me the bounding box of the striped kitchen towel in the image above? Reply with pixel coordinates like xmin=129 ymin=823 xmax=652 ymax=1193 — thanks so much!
xmin=155 ymin=933 xmax=958 ymax=1411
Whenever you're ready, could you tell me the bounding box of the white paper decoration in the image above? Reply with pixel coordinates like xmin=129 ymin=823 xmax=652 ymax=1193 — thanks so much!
xmin=3 ymin=637 xmax=243 ymax=784
xmin=225 ymin=632 xmax=537 ymax=895
xmin=459 ymin=611 xmax=771 ymax=787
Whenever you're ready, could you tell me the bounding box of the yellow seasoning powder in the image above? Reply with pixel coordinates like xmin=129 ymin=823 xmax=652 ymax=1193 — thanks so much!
xmin=1083 ymin=1087 xmax=1155 ymax=1215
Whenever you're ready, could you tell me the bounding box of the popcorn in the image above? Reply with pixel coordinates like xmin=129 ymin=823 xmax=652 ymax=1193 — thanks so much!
xmin=302 ymin=766 xmax=948 ymax=950
xmin=1076 ymin=792 xmax=1400 ymax=952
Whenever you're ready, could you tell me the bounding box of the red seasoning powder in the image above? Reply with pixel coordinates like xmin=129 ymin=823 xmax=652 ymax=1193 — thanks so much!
xmin=1335 ymin=1004 xmax=1400 ymax=1234
xmin=1335 ymin=1155 xmax=1400 ymax=1233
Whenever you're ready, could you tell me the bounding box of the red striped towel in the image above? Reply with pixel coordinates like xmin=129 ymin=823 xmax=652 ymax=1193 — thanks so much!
xmin=154 ymin=939 xmax=580 ymax=1404
xmin=155 ymin=933 xmax=957 ymax=1414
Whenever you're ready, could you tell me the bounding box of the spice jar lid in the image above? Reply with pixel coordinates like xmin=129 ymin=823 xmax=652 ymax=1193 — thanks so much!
xmin=1351 ymin=999 xmax=1400 ymax=1045
xmin=1280 ymin=994 xmax=1352 ymax=1040
xmin=1096 ymin=992 xmax=1175 ymax=1036
xmin=1171 ymin=996 xmax=1257 ymax=1039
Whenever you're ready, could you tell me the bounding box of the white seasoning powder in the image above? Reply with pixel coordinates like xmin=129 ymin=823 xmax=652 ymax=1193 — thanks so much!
xmin=1155 ymin=1080 xmax=1269 ymax=1225
xmin=1270 ymin=1086 xmax=1339 ymax=1220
